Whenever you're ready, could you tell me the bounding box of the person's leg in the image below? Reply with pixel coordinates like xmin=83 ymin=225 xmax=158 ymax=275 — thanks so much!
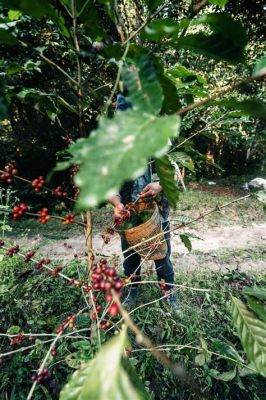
xmin=121 ymin=236 xmax=141 ymax=307
xmin=121 ymin=236 xmax=142 ymax=285
xmin=154 ymin=221 xmax=174 ymax=290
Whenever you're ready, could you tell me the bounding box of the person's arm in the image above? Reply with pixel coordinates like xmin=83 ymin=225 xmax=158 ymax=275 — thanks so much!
xmin=138 ymin=182 xmax=162 ymax=198
xmin=109 ymin=194 xmax=125 ymax=218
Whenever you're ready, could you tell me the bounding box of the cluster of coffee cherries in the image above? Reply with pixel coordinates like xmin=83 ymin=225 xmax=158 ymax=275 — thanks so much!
xmin=12 ymin=203 xmax=28 ymax=220
xmin=6 ymin=245 xmax=19 ymax=257
xmin=114 ymin=209 xmax=131 ymax=226
xmin=37 ymin=208 xmax=50 ymax=224
xmin=160 ymin=280 xmax=166 ymax=290
xmin=32 ymin=176 xmax=45 ymax=192
xmin=0 ymin=164 xmax=18 ymax=184
xmin=36 ymin=258 xmax=50 ymax=271
xmin=53 ymin=186 xmax=67 ymax=198
xmin=24 ymin=251 xmax=35 ymax=263
xmin=88 ymin=256 xmax=124 ymax=318
xmin=31 ymin=367 xmax=51 ymax=384
xmin=56 ymin=314 xmax=76 ymax=333
xmin=62 ymin=213 xmax=75 ymax=224
xmin=10 ymin=333 xmax=24 ymax=346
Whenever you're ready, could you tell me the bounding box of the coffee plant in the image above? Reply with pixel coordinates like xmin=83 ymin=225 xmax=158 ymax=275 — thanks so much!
xmin=0 ymin=0 xmax=265 ymax=399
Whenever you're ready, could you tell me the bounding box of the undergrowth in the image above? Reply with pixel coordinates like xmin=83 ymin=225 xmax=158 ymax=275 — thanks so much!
xmin=0 ymin=254 xmax=265 ymax=399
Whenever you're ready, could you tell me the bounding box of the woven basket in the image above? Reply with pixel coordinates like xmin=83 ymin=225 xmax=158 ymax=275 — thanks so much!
xmin=116 ymin=200 xmax=167 ymax=260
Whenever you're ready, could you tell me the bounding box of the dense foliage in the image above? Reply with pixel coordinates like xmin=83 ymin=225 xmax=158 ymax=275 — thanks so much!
xmin=0 ymin=0 xmax=265 ymax=399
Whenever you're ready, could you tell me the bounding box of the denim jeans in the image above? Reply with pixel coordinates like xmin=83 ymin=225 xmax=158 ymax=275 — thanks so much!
xmin=121 ymin=221 xmax=174 ymax=290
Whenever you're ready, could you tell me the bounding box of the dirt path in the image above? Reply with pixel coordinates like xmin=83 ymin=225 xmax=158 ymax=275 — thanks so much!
xmin=20 ymin=223 xmax=266 ymax=268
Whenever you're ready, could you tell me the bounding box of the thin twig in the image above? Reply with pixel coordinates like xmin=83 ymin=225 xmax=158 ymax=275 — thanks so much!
xmin=39 ymin=53 xmax=78 ymax=85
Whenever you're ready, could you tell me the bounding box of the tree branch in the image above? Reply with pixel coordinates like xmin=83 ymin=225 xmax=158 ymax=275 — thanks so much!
xmin=177 ymin=74 xmax=266 ymax=116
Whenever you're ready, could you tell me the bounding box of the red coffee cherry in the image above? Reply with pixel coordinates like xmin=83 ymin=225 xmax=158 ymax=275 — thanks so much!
xmin=32 ymin=176 xmax=45 ymax=192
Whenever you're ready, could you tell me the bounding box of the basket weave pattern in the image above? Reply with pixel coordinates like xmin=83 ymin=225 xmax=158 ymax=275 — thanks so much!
xmin=118 ymin=201 xmax=167 ymax=260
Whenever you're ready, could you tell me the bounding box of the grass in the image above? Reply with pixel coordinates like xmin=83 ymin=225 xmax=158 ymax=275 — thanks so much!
xmin=172 ymin=187 xmax=265 ymax=228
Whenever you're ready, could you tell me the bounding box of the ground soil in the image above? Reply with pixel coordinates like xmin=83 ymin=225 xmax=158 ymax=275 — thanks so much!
xmin=18 ymin=222 xmax=266 ymax=272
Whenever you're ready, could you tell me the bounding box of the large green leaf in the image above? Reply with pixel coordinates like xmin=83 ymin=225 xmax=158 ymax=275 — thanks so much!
xmin=60 ymin=325 xmax=150 ymax=400
xmin=68 ymin=110 xmax=180 ymax=208
xmin=122 ymin=55 xmax=163 ymax=115
xmin=171 ymin=13 xmax=247 ymax=63
xmin=231 ymin=296 xmax=266 ymax=377
xmin=243 ymin=287 xmax=266 ymax=301
xmin=177 ymin=33 xmax=245 ymax=63
xmin=152 ymin=57 xmax=182 ymax=114
xmin=211 ymin=339 xmax=243 ymax=362
xmin=155 ymin=155 xmax=179 ymax=209
xmin=246 ymin=296 xmax=266 ymax=323
xmin=213 ymin=100 xmax=266 ymax=119
xmin=0 ymin=28 xmax=18 ymax=45
xmin=192 ymin=13 xmax=247 ymax=47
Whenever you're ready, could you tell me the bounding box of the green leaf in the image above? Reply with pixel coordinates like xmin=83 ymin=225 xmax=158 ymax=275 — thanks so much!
xmin=177 ymin=33 xmax=245 ymax=64
xmin=195 ymin=353 xmax=205 ymax=366
xmin=231 ymin=296 xmax=266 ymax=377
xmin=141 ymin=18 xmax=188 ymax=42
xmin=155 ymin=156 xmax=179 ymax=209
xmin=173 ymin=13 xmax=247 ymax=64
xmin=192 ymin=13 xmax=247 ymax=47
xmin=169 ymin=151 xmax=194 ymax=172
xmin=212 ymin=339 xmax=243 ymax=362
xmin=166 ymin=65 xmax=207 ymax=87
xmin=7 ymin=325 xmax=21 ymax=334
xmin=79 ymin=0 xmax=105 ymax=41
xmin=69 ymin=110 xmax=180 ymax=208
xmin=60 ymin=325 xmax=150 ymax=400
xmin=213 ymin=100 xmax=266 ymax=119
xmin=239 ymin=362 xmax=258 ymax=377
xmin=8 ymin=9 xmax=22 ymax=20
xmin=0 ymin=28 xmax=18 ymax=45
xmin=214 ymin=369 xmax=237 ymax=382
xmin=151 ymin=56 xmax=182 ymax=114
xmin=180 ymin=234 xmax=192 ymax=252
xmin=243 ymin=286 xmax=266 ymax=301
xmin=208 ymin=0 xmax=228 ymax=6
xmin=122 ymin=55 xmax=163 ymax=115
xmin=7 ymin=62 xmax=23 ymax=75
xmin=65 ymin=352 xmax=83 ymax=369
xmin=253 ymin=56 xmax=266 ymax=78
xmin=246 ymin=296 xmax=266 ymax=323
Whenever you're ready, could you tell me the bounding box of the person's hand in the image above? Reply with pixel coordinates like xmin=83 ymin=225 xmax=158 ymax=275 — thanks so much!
xmin=114 ymin=203 xmax=125 ymax=219
xmin=138 ymin=182 xmax=162 ymax=198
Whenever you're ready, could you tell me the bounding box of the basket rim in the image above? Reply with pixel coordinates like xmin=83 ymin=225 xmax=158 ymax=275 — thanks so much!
xmin=115 ymin=201 xmax=158 ymax=234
